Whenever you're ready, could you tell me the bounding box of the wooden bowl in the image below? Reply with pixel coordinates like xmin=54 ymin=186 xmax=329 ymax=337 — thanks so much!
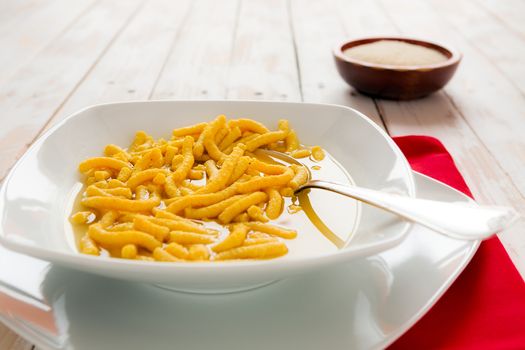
xmin=333 ymin=37 xmax=461 ymax=100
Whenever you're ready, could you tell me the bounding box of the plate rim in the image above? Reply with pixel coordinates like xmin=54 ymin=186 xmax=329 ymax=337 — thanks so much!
xmin=0 ymin=171 xmax=479 ymax=350
xmin=379 ymin=171 xmax=480 ymax=349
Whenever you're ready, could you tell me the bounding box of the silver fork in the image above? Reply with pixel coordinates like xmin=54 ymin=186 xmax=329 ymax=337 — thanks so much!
xmin=260 ymin=149 xmax=519 ymax=241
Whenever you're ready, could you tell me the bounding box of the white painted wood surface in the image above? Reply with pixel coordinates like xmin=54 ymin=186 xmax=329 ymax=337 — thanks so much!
xmin=0 ymin=0 xmax=524 ymax=348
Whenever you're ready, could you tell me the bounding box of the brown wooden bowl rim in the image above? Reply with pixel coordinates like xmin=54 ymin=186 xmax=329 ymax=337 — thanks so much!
xmin=333 ymin=36 xmax=462 ymax=71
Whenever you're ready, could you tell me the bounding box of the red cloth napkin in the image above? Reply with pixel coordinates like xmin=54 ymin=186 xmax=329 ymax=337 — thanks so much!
xmin=390 ymin=136 xmax=525 ymax=350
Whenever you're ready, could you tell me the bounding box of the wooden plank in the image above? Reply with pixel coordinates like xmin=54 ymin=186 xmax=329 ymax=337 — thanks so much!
xmin=0 ymin=0 xmax=45 ymax=29
xmin=151 ymin=0 xmax=239 ymax=100
xmin=0 ymin=323 xmax=32 ymax=350
xmin=0 ymin=0 xmax=95 ymax=83
xmin=226 ymin=0 xmax=301 ymax=101
xmin=372 ymin=0 xmax=525 ymax=278
xmin=429 ymin=0 xmax=525 ymax=94
xmin=337 ymin=0 xmax=398 ymax=38
xmin=46 ymin=0 xmax=192 ymax=125
xmin=289 ymin=0 xmax=385 ymax=129
xmin=476 ymin=0 xmax=525 ymax=38
xmin=0 ymin=0 xmax=143 ymax=181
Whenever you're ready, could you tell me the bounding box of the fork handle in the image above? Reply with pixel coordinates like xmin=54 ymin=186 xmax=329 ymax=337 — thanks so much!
xmin=298 ymin=180 xmax=519 ymax=240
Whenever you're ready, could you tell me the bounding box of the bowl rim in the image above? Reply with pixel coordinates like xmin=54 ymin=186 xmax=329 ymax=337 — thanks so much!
xmin=0 ymin=99 xmax=416 ymax=274
xmin=333 ymin=36 xmax=462 ymax=71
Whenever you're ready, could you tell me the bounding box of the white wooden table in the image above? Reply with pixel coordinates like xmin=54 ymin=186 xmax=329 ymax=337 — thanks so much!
xmin=1 ymin=0 xmax=524 ymax=348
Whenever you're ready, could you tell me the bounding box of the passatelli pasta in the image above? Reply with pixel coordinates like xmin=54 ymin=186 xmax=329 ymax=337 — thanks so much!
xmin=71 ymin=116 xmax=325 ymax=262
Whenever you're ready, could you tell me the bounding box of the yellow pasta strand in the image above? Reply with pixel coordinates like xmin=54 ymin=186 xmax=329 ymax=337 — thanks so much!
xmin=86 ymin=186 xmax=132 ymax=199
xmin=311 ymin=145 xmax=325 ymax=161
xmin=193 ymin=116 xmax=223 ymax=158
xmin=285 ymin=130 xmax=299 ymax=152
xmin=236 ymin=168 xmax=294 ymax=193
xmin=245 ymin=130 xmax=287 ymax=152
xmin=100 ymin=211 xmax=118 ymax=228
xmin=78 ymin=157 xmax=130 ymax=173
xmin=197 ymin=144 xmax=245 ymax=194
xmin=243 ymin=237 xmax=278 ymax=246
xmin=229 ymin=119 xmax=270 ymax=134
xmin=233 ymin=213 xmax=250 ymax=223
xmin=153 ymin=247 xmax=182 ymax=262
xmin=94 ymin=170 xmax=112 ymax=181
xmin=104 ymin=144 xmax=128 ymax=157
xmin=214 ymin=242 xmax=288 ymax=260
xmin=126 ymin=169 xmax=168 ymax=190
xmin=212 ymin=224 xmax=248 ymax=253
xmin=247 ymin=222 xmax=297 ymax=239
xmin=153 ymin=173 xmax=167 ymax=186
xmin=129 ymin=131 xmax=151 ymax=152
xmin=203 ymin=115 xmax=227 ymax=161
xmin=133 ymin=215 xmax=170 ymax=242
xmin=79 ymin=234 xmax=100 ymax=255
xmin=171 ymin=154 xmax=183 ymax=170
xmin=291 ymin=149 xmax=311 ymax=159
xmin=188 ymin=169 xmax=204 ymax=180
xmin=218 ymin=126 xmax=242 ymax=150
xmin=147 ymin=216 xmax=211 ymax=235
xmin=88 ymin=224 xmax=161 ymax=251
xmin=117 ymin=167 xmax=133 ymax=182
xmin=226 ymin=156 xmax=252 ymax=186
xmin=107 ymin=179 xmax=127 ymax=188
xmin=169 ymin=231 xmax=215 ymax=245
xmin=165 ymin=242 xmax=189 ymax=259
xmin=164 ymin=174 xmax=180 ymax=198
xmin=223 ymin=134 xmax=258 ymax=155
xmin=108 ymin=222 xmax=134 ymax=231
xmin=218 ymin=192 xmax=268 ymax=224
xmin=265 ymin=188 xmax=283 ymax=220
xmin=248 ymin=158 xmax=287 ymax=175
xmin=166 ymin=183 xmax=238 ymax=214
xmin=247 ymin=205 xmax=269 ymax=223
xmin=215 ymin=127 xmax=229 ymax=144
xmin=172 ymin=122 xmax=208 ymax=137
xmin=183 ymin=195 xmax=246 ymax=220
xmin=204 ymin=159 xmax=219 ymax=180
xmin=134 ymin=148 xmax=163 ymax=171
xmin=289 ymin=165 xmax=309 ymax=190
xmin=279 ymin=187 xmax=295 ymax=197
xmin=188 ymin=244 xmax=210 ymax=261
xmin=172 ymin=136 xmax=195 ymax=182
xmin=82 ymin=196 xmax=160 ymax=212
xmin=70 ymin=211 xmax=95 ymax=224
xmin=121 ymin=244 xmax=138 ymax=259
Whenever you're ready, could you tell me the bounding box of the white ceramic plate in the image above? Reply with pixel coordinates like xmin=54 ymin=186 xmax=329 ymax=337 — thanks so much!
xmin=0 ymin=101 xmax=415 ymax=292
xmin=0 ymin=173 xmax=479 ymax=349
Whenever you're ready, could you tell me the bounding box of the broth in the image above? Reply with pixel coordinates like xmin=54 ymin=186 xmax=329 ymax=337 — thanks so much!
xmin=67 ymin=151 xmax=360 ymax=259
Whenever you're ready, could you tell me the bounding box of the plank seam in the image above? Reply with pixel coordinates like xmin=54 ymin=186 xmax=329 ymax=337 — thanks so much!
xmin=147 ymin=0 xmax=195 ymax=100
xmin=372 ymin=99 xmax=390 ymax=135
xmin=375 ymin=0 xmax=403 ymax=33
xmin=474 ymin=0 xmax=525 ymax=41
xmin=443 ymin=91 xmax=525 ymax=202
xmin=225 ymin=0 xmax=243 ymax=99
xmin=286 ymin=0 xmax=304 ymax=102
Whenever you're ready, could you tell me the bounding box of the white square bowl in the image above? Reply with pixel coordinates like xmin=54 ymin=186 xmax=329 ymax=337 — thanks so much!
xmin=0 ymin=100 xmax=415 ymax=293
